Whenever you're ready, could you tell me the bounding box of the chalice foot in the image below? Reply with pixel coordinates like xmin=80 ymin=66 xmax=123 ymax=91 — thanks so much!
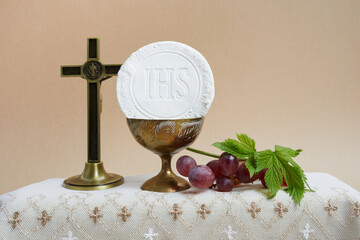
xmin=141 ymin=155 xmax=191 ymax=192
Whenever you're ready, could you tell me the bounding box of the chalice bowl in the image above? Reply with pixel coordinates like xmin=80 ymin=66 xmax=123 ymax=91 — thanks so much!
xmin=127 ymin=118 xmax=204 ymax=192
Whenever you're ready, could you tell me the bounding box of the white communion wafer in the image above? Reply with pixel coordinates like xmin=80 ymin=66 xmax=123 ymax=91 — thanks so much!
xmin=116 ymin=41 xmax=214 ymax=119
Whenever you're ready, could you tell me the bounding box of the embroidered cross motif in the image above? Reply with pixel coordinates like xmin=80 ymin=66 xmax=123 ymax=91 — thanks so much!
xmin=169 ymin=203 xmax=183 ymax=220
xmin=144 ymin=228 xmax=158 ymax=240
xmin=248 ymin=202 xmax=261 ymax=218
xmin=90 ymin=207 xmax=103 ymax=224
xmin=353 ymin=202 xmax=360 ymax=217
xmin=63 ymin=231 xmax=78 ymax=240
xmin=223 ymin=226 xmax=237 ymax=240
xmin=300 ymin=223 xmax=314 ymax=240
xmin=324 ymin=199 xmax=338 ymax=216
xmin=197 ymin=204 xmax=211 ymax=219
xmin=274 ymin=202 xmax=288 ymax=218
xmin=8 ymin=211 xmax=23 ymax=229
xmin=118 ymin=206 xmax=131 ymax=222
xmin=37 ymin=210 xmax=52 ymax=226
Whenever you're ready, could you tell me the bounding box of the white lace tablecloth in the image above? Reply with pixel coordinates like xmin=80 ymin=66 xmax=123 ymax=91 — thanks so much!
xmin=0 ymin=173 xmax=359 ymax=240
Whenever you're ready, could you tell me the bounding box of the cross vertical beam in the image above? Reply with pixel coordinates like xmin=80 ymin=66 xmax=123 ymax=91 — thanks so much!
xmin=88 ymin=80 xmax=100 ymax=162
xmin=87 ymin=38 xmax=101 ymax=163
xmin=88 ymin=38 xmax=99 ymax=59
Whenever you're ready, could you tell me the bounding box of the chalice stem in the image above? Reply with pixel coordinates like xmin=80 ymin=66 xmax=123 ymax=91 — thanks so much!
xmin=140 ymin=153 xmax=190 ymax=192
xmin=160 ymin=154 xmax=173 ymax=175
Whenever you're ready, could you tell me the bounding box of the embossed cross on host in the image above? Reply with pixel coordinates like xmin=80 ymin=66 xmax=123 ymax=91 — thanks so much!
xmin=117 ymin=41 xmax=215 ymax=192
xmin=61 ymin=38 xmax=124 ymax=190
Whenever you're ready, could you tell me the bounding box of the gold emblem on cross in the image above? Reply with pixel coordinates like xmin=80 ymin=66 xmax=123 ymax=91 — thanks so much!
xmin=61 ymin=38 xmax=121 ymax=82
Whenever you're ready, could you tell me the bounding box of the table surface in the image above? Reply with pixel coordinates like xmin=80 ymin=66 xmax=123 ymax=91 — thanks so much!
xmin=0 ymin=172 xmax=359 ymax=240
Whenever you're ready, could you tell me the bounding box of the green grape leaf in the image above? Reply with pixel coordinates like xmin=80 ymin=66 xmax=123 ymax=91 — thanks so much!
xmin=212 ymin=139 xmax=249 ymax=159
xmin=236 ymin=133 xmax=256 ymax=152
xmin=245 ymin=153 xmax=257 ymax=177
xmin=256 ymin=150 xmax=283 ymax=196
xmin=212 ymin=133 xmax=256 ymax=160
xmin=275 ymin=145 xmax=314 ymax=192
xmin=275 ymin=145 xmax=302 ymax=157
xmin=255 ymin=146 xmax=308 ymax=205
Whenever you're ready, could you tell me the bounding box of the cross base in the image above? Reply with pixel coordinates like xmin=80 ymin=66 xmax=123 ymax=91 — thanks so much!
xmin=63 ymin=162 xmax=124 ymax=190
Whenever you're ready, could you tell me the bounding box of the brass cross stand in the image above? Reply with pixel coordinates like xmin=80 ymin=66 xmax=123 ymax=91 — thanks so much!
xmin=61 ymin=38 xmax=124 ymax=190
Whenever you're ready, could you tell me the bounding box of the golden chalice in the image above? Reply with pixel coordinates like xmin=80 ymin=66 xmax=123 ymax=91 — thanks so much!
xmin=117 ymin=41 xmax=215 ymax=192
xmin=127 ymin=118 xmax=204 ymax=192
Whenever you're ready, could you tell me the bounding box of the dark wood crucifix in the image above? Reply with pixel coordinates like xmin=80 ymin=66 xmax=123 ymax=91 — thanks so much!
xmin=61 ymin=38 xmax=123 ymax=190
xmin=61 ymin=38 xmax=121 ymax=163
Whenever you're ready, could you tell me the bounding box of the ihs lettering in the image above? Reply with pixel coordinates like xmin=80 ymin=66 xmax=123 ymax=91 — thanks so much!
xmin=145 ymin=68 xmax=190 ymax=100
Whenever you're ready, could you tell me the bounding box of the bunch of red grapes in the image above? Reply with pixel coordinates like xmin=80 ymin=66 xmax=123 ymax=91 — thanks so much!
xmin=176 ymin=153 xmax=286 ymax=192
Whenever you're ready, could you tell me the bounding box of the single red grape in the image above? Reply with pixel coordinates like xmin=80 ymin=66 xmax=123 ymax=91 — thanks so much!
xmin=259 ymin=168 xmax=268 ymax=188
xmin=280 ymin=169 xmax=287 ymax=186
xmin=217 ymin=175 xmax=234 ymax=192
xmin=236 ymin=163 xmax=259 ymax=183
xmin=206 ymin=160 xmax=221 ymax=179
xmin=219 ymin=152 xmax=239 ymax=177
xmin=188 ymin=165 xmax=215 ymax=189
xmin=176 ymin=155 xmax=197 ymax=177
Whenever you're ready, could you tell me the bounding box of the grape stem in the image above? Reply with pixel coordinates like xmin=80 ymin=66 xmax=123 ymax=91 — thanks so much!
xmin=186 ymin=147 xmax=247 ymax=161
xmin=186 ymin=147 xmax=220 ymax=158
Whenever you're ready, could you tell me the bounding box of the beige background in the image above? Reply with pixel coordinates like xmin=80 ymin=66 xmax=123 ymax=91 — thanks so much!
xmin=0 ymin=0 xmax=359 ymax=194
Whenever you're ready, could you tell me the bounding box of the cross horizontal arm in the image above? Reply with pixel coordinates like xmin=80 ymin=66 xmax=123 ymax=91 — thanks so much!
xmin=105 ymin=64 xmax=122 ymax=75
xmin=61 ymin=65 xmax=82 ymax=77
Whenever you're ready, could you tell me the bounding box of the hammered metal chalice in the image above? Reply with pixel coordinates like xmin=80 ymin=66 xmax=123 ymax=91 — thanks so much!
xmin=127 ymin=118 xmax=204 ymax=192
xmin=117 ymin=41 xmax=215 ymax=192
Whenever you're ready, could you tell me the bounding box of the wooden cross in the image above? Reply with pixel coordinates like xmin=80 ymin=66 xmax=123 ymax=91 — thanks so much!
xmin=61 ymin=38 xmax=121 ymax=163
